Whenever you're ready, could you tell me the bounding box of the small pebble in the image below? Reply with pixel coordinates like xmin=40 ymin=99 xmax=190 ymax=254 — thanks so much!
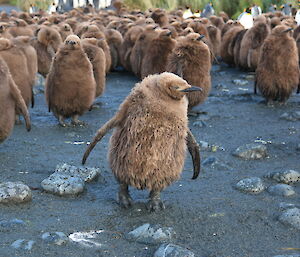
xmin=154 ymin=243 xmax=195 ymax=257
xmin=268 ymin=184 xmax=295 ymax=197
xmin=42 ymin=232 xmax=69 ymax=245
xmin=0 ymin=182 xmax=32 ymax=203
xmin=232 ymin=79 xmax=248 ymax=86
xmin=11 ymin=239 xmax=35 ymax=250
xmin=265 ymin=170 xmax=300 ymax=184
xmin=235 ymin=177 xmax=265 ymax=194
xmin=127 ymin=224 xmax=175 ymax=244
xmin=279 ymin=202 xmax=297 ymax=210
xmin=232 ymin=143 xmax=267 ymax=160
xmin=279 ymin=208 xmax=300 ymax=230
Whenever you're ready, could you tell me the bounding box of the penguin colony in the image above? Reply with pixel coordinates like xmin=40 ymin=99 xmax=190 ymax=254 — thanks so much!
xmin=0 ymin=3 xmax=299 ymax=210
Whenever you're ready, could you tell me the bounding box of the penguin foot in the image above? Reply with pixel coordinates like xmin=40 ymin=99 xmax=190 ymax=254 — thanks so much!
xmin=146 ymin=198 xmax=165 ymax=212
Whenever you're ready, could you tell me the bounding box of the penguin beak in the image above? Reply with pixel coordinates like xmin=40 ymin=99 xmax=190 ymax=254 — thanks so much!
xmin=166 ymin=31 xmax=172 ymax=36
xmin=180 ymin=86 xmax=202 ymax=92
xmin=197 ymin=34 xmax=205 ymax=41
xmin=283 ymin=27 xmax=293 ymax=33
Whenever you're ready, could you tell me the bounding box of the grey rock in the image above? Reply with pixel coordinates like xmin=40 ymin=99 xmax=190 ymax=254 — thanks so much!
xmin=42 ymin=232 xmax=69 ymax=245
xmin=219 ymin=71 xmax=227 ymax=76
xmin=203 ymin=156 xmax=231 ymax=170
xmin=192 ymin=120 xmax=207 ymax=128
xmin=235 ymin=177 xmax=265 ymax=194
xmin=265 ymin=170 xmax=300 ymax=184
xmin=273 ymin=255 xmax=300 ymax=257
xmin=296 ymin=144 xmax=300 ymax=151
xmin=41 ymin=173 xmax=85 ymax=196
xmin=232 ymin=79 xmax=248 ymax=86
xmin=279 ymin=202 xmax=297 ymax=210
xmin=214 ymin=83 xmax=227 ymax=90
xmin=11 ymin=239 xmax=35 ymax=250
xmin=154 ymin=243 xmax=195 ymax=257
xmin=232 ymin=143 xmax=267 ymax=160
xmin=0 ymin=182 xmax=32 ymax=203
xmin=268 ymin=184 xmax=295 ymax=197
xmin=280 ymin=112 xmax=300 ymax=121
xmin=55 ymin=163 xmax=100 ymax=182
xmin=241 ymin=74 xmax=255 ymax=80
xmin=0 ymin=219 xmax=25 ymax=232
xmin=279 ymin=208 xmax=300 ymax=230
xmin=127 ymin=224 xmax=175 ymax=244
xmin=199 ymin=141 xmax=209 ymax=150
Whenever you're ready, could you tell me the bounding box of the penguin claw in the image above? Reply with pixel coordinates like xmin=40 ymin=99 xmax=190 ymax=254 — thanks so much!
xmin=146 ymin=199 xmax=165 ymax=212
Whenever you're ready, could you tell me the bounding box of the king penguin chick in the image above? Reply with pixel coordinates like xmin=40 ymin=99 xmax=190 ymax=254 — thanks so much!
xmin=0 ymin=57 xmax=31 ymax=142
xmin=167 ymin=33 xmax=211 ymax=110
xmin=255 ymin=25 xmax=299 ymax=105
xmin=141 ymin=29 xmax=176 ymax=79
xmin=45 ymin=35 xmax=96 ymax=126
xmin=82 ymin=72 xmax=201 ymax=211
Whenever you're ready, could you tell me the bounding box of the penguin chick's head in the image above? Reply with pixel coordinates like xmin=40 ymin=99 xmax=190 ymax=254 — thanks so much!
xmin=64 ymin=35 xmax=81 ymax=49
xmin=0 ymin=22 xmax=9 ymax=33
xmin=186 ymin=32 xmax=205 ymax=41
xmin=155 ymin=72 xmax=202 ymax=101
xmin=272 ymin=25 xmax=293 ymax=36
xmin=159 ymin=29 xmax=172 ymax=38
xmin=0 ymin=38 xmax=11 ymax=51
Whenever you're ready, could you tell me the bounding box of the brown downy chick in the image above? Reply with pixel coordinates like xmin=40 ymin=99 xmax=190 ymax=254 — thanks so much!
xmin=45 ymin=35 xmax=96 ymax=126
xmin=141 ymin=29 xmax=176 ymax=79
xmin=255 ymin=25 xmax=299 ymax=104
xmin=0 ymin=57 xmax=30 ymax=142
xmin=207 ymin=24 xmax=221 ymax=60
xmin=81 ymin=25 xmax=112 ymax=73
xmin=8 ymin=19 xmax=34 ymax=37
xmin=120 ymin=25 xmax=144 ymax=72
xmin=11 ymin=36 xmax=38 ymax=90
xmin=81 ymin=38 xmax=106 ymax=98
xmin=232 ymin=29 xmax=248 ymax=67
xmin=150 ymin=9 xmax=168 ymax=27
xmin=220 ymin=25 xmax=244 ymax=66
xmin=167 ymin=33 xmax=211 ymax=109
xmin=105 ymin=28 xmax=123 ymax=71
xmin=0 ymin=22 xmax=12 ymax=39
xmin=0 ymin=38 xmax=33 ymax=114
xmin=130 ymin=24 xmax=158 ymax=78
xmin=32 ymin=26 xmax=63 ymax=77
xmin=238 ymin=21 xmax=270 ymax=70
xmin=82 ymin=72 xmax=201 ymax=211
xmin=58 ymin=22 xmax=74 ymax=41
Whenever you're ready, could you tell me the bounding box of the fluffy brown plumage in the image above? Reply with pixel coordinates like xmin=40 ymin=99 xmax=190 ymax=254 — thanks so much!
xmin=32 ymin=26 xmax=62 ymax=77
xmin=0 ymin=57 xmax=30 ymax=142
xmin=8 ymin=19 xmax=34 ymax=37
xmin=207 ymin=24 xmax=221 ymax=59
xmin=104 ymin=29 xmax=123 ymax=71
xmin=81 ymin=38 xmax=106 ymax=98
xmin=238 ymin=21 xmax=270 ymax=71
xmin=0 ymin=38 xmax=33 ymax=111
xmin=130 ymin=24 xmax=158 ymax=78
xmin=255 ymin=25 xmax=299 ymax=104
xmin=45 ymin=35 xmax=96 ymax=126
xmin=141 ymin=29 xmax=176 ymax=79
xmin=82 ymin=72 xmax=200 ymax=211
xmin=167 ymin=33 xmax=211 ymax=109
xmin=58 ymin=22 xmax=74 ymax=41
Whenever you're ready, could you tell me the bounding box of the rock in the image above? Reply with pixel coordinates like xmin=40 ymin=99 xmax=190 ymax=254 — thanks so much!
xmin=242 ymin=74 xmax=255 ymax=80
xmin=0 ymin=219 xmax=25 ymax=232
xmin=273 ymin=255 xmax=300 ymax=257
xmin=0 ymin=182 xmax=32 ymax=203
xmin=232 ymin=79 xmax=248 ymax=86
xmin=268 ymin=184 xmax=295 ymax=197
xmin=235 ymin=177 xmax=265 ymax=194
xmin=154 ymin=243 xmax=195 ymax=257
xmin=11 ymin=239 xmax=35 ymax=250
xmin=55 ymin=163 xmax=100 ymax=182
xmin=41 ymin=173 xmax=85 ymax=196
xmin=127 ymin=224 xmax=175 ymax=244
xmin=265 ymin=170 xmax=300 ymax=184
xmin=279 ymin=208 xmax=300 ymax=230
xmin=203 ymin=156 xmax=232 ymax=170
xmin=199 ymin=141 xmax=209 ymax=150
xmin=192 ymin=120 xmax=207 ymax=128
xmin=280 ymin=111 xmax=300 ymax=121
xmin=42 ymin=232 xmax=69 ymax=245
xmin=279 ymin=202 xmax=297 ymax=210
xmin=214 ymin=83 xmax=227 ymax=90
xmin=296 ymin=144 xmax=300 ymax=151
xmin=232 ymin=143 xmax=267 ymax=160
